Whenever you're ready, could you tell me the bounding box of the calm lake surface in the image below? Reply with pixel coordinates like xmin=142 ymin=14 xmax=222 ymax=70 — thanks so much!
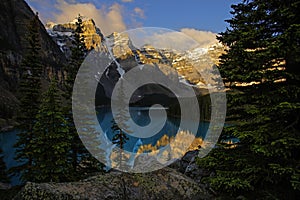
xmin=0 ymin=107 xmax=209 ymax=185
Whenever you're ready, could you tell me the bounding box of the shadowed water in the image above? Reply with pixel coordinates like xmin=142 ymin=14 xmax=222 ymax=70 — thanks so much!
xmin=0 ymin=107 xmax=209 ymax=185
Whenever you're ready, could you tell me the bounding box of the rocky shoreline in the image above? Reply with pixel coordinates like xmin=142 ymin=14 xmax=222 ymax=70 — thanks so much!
xmin=14 ymin=166 xmax=212 ymax=200
xmin=0 ymin=119 xmax=17 ymax=133
xmin=1 ymin=150 xmax=215 ymax=200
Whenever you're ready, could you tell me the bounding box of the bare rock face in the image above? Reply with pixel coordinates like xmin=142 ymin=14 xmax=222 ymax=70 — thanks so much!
xmin=0 ymin=0 xmax=67 ymax=126
xmin=15 ymin=167 xmax=212 ymax=200
xmin=47 ymin=19 xmax=104 ymax=58
xmin=103 ymin=32 xmax=225 ymax=87
xmin=81 ymin=19 xmax=104 ymax=50
xmin=94 ymin=31 xmax=225 ymax=105
xmin=106 ymin=32 xmax=135 ymax=60
xmin=45 ymin=19 xmax=225 ymax=106
xmin=169 ymin=150 xmax=212 ymax=185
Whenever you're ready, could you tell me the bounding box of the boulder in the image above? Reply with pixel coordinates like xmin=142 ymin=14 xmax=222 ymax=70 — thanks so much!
xmin=15 ymin=167 xmax=212 ymax=200
xmin=170 ymin=150 xmax=211 ymax=184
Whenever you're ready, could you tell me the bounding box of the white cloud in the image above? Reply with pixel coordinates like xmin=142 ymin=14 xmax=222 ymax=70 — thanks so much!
xmin=126 ymin=28 xmax=197 ymax=51
xmin=126 ymin=28 xmax=217 ymax=52
xmin=134 ymin=7 xmax=145 ymax=18
xmin=121 ymin=0 xmax=134 ymax=2
xmin=147 ymin=32 xmax=199 ymax=51
xmin=54 ymin=0 xmax=126 ymax=35
xmin=180 ymin=28 xmax=218 ymax=48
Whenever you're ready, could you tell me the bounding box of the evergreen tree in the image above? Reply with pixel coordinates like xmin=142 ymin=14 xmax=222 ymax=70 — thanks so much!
xmin=64 ymin=14 xmax=87 ymax=171
xmin=29 ymin=78 xmax=73 ymax=182
xmin=197 ymin=0 xmax=300 ymax=198
xmin=13 ymin=13 xmax=43 ymax=181
xmin=63 ymin=14 xmax=103 ymax=174
xmin=111 ymin=119 xmax=130 ymax=169
xmin=0 ymin=148 xmax=9 ymax=184
xmin=111 ymin=80 xmax=131 ymax=170
xmin=65 ymin=14 xmax=87 ymax=91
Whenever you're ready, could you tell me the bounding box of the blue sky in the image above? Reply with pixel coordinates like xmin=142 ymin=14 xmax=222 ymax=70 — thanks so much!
xmin=26 ymin=0 xmax=240 ymax=38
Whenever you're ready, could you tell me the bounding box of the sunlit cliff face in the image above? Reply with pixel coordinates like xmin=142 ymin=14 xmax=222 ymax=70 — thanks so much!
xmin=103 ymin=31 xmax=226 ymax=87
xmin=46 ymin=18 xmax=103 ymax=57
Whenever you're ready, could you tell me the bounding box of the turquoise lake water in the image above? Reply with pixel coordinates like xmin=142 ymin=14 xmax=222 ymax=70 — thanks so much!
xmin=0 ymin=107 xmax=210 ymax=185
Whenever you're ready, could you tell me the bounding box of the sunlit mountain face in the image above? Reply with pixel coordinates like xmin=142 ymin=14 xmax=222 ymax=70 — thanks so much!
xmin=46 ymin=18 xmax=225 ymax=94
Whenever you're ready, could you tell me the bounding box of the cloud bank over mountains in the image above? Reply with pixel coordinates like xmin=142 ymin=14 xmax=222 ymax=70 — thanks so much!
xmin=53 ymin=0 xmax=126 ymax=35
xmin=180 ymin=29 xmax=218 ymax=47
xmin=121 ymin=0 xmax=134 ymax=2
xmin=27 ymin=0 xmax=218 ymax=46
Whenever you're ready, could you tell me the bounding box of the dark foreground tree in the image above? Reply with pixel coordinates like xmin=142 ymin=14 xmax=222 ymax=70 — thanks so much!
xmin=13 ymin=13 xmax=43 ymax=181
xmin=64 ymin=14 xmax=103 ymax=174
xmin=197 ymin=0 xmax=300 ymax=198
xmin=111 ymin=80 xmax=131 ymax=170
xmin=111 ymin=118 xmax=130 ymax=170
xmin=63 ymin=14 xmax=88 ymax=172
xmin=0 ymin=148 xmax=9 ymax=184
xmin=30 ymin=79 xmax=73 ymax=182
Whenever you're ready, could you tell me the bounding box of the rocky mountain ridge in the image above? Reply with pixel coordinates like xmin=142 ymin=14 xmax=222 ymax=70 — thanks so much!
xmin=0 ymin=1 xmax=226 ymax=127
xmin=97 ymin=31 xmax=226 ymax=103
xmin=0 ymin=0 xmax=67 ymax=129
xmin=46 ymin=18 xmax=104 ymax=58
xmin=45 ymin=18 xmax=226 ymax=104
